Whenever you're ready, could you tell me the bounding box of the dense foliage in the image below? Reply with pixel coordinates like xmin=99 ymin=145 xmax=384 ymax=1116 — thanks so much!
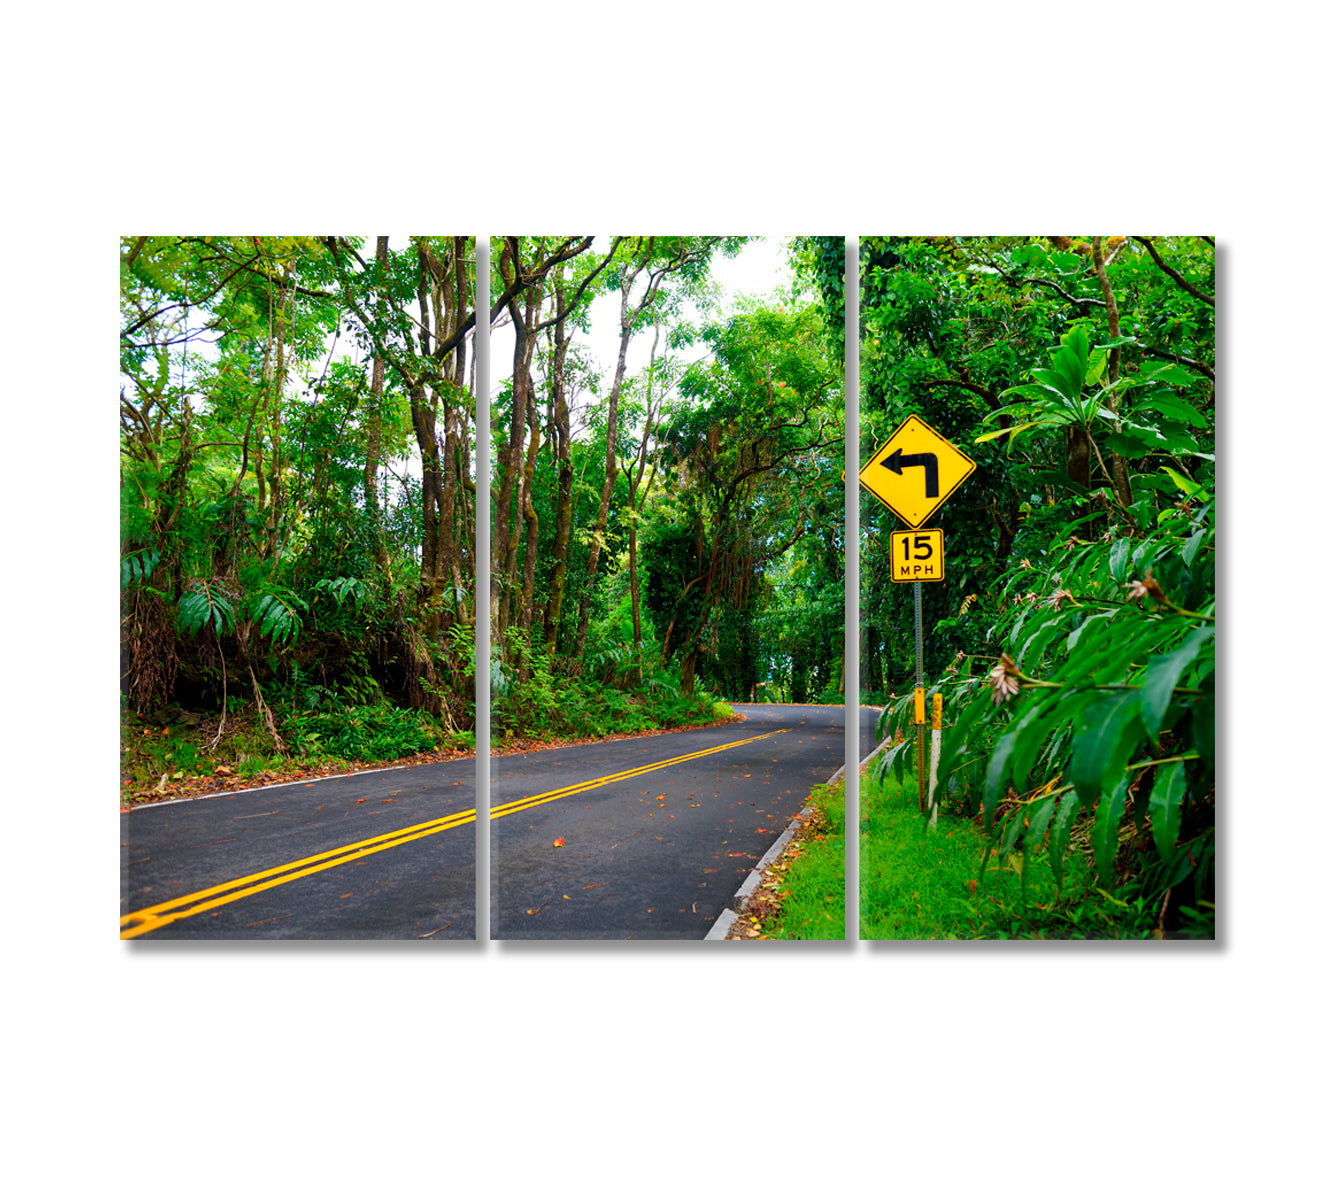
xmin=862 ymin=236 xmax=1215 ymax=936
xmin=487 ymin=236 xmax=846 ymax=738
xmin=120 ymin=235 xmax=846 ymax=786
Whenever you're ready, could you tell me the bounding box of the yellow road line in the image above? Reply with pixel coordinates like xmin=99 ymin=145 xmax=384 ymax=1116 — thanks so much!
xmin=122 ymin=726 xmax=791 ymax=939
xmin=490 ymin=729 xmax=790 ymax=820
xmin=121 ymin=808 xmax=476 ymax=939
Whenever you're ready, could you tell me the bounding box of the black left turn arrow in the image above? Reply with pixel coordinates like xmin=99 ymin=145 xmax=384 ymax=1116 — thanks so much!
xmin=880 ymin=447 xmax=939 ymax=497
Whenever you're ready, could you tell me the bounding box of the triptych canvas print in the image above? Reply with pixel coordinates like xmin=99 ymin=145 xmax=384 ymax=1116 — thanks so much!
xmin=120 ymin=235 xmax=1216 ymax=941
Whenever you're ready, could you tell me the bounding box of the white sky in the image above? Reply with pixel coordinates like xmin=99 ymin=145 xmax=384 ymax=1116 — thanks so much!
xmin=488 ymin=235 xmax=800 ymax=423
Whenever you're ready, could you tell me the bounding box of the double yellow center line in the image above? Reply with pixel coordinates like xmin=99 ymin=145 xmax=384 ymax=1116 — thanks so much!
xmin=121 ymin=728 xmax=787 ymax=939
xmin=490 ymin=729 xmax=788 ymax=820
xmin=120 ymin=807 xmax=478 ymax=939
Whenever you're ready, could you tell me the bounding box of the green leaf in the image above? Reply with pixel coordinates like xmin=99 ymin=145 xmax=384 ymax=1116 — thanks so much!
xmin=1108 ymin=538 xmax=1130 ymax=582
xmin=983 ymin=722 xmax=1024 ymax=828
xmin=1048 ymin=789 xmax=1086 ymax=891
xmin=1032 ymin=369 xmax=1082 ymax=410
xmin=1070 ymin=690 xmax=1144 ymax=810
xmin=1183 ymin=524 xmax=1211 ymax=569
xmin=1066 ymin=610 xmax=1115 ymax=653
xmin=1148 ymin=760 xmax=1187 ymax=862
xmin=936 ymin=686 xmax=992 ymax=781
xmin=1143 ymin=362 xmax=1199 ymax=387
xmin=1133 ymin=390 xmax=1208 ymax=428
xmin=974 ymin=420 xmax=1057 ymax=444
xmin=1161 ymin=466 xmax=1206 ymax=497
xmin=1092 ymin=776 xmax=1130 ymax=884
xmin=1189 ymin=682 xmax=1215 ymax=771
xmin=1084 ymin=347 xmax=1109 ymax=386
xmin=121 ymin=548 xmax=161 ymax=587
xmin=1141 ymin=624 xmax=1215 ymax=737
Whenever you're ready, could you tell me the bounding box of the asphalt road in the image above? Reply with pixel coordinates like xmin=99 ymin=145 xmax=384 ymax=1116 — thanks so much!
xmin=120 ymin=757 xmax=477 ymax=940
xmin=490 ymin=703 xmax=877 ymax=940
xmin=120 ymin=703 xmax=879 ymax=941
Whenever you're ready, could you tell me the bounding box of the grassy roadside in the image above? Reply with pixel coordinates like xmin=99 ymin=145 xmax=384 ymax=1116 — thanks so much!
xmin=860 ymin=773 xmax=1177 ymax=939
xmin=121 ymin=698 xmax=741 ymax=810
xmin=746 ymin=767 xmax=1205 ymax=939
xmin=739 ymin=778 xmax=845 ymax=940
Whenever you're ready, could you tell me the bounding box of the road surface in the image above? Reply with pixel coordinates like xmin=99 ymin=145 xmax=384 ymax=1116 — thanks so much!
xmin=120 ymin=703 xmax=878 ymax=941
xmin=490 ymin=702 xmax=875 ymax=939
xmin=120 ymin=758 xmax=477 ymax=940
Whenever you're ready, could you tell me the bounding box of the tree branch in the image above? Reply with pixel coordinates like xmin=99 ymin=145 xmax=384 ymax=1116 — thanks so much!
xmin=1133 ymin=236 xmax=1214 ymax=306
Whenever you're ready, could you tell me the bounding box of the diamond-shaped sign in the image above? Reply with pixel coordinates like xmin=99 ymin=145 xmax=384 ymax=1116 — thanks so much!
xmin=859 ymin=415 xmax=976 ymax=527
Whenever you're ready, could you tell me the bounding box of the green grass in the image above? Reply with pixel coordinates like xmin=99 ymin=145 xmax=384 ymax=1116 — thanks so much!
xmin=860 ymin=773 xmax=1163 ymax=939
xmin=859 ymin=773 xmax=1173 ymax=944
xmin=756 ymin=780 xmax=845 ymax=940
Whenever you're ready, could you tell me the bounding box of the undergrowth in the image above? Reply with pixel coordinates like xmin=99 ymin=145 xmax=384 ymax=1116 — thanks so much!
xmin=859 ymin=773 xmax=1210 ymax=939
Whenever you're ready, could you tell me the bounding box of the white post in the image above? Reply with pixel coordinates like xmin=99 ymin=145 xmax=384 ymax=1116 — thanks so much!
xmin=927 ymin=692 xmax=942 ymax=828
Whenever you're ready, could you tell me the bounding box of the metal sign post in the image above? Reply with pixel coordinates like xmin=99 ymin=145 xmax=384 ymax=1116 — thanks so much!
xmin=858 ymin=415 xmax=975 ymax=813
xmin=914 ymin=580 xmax=926 ymax=813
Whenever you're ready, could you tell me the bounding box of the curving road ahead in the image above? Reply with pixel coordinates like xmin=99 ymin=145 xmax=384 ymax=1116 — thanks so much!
xmin=119 ymin=703 xmax=876 ymax=941
xmin=490 ymin=703 xmax=875 ymax=940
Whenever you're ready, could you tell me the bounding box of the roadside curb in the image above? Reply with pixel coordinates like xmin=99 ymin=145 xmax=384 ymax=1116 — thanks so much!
xmin=710 ymin=756 xmax=845 ymax=940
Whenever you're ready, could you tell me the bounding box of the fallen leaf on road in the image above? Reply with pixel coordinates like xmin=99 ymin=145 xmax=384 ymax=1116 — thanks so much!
xmin=553 ymin=837 xmax=564 ymax=847
xmin=340 ymin=893 xmax=353 ymax=899
xmin=381 ymin=798 xmax=396 ymax=803
xmin=356 ymin=798 xmax=368 ymax=803
xmin=582 ymin=883 xmax=606 ymax=889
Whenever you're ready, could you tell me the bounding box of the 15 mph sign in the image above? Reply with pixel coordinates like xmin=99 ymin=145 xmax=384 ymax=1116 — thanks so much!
xmin=859 ymin=415 xmax=976 ymax=528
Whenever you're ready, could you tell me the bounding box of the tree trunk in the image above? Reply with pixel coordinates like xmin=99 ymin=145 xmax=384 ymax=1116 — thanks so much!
xmin=572 ymin=255 xmax=647 ymax=663
xmin=543 ymin=270 xmax=575 ymax=656
xmin=364 ymin=236 xmax=391 ymax=575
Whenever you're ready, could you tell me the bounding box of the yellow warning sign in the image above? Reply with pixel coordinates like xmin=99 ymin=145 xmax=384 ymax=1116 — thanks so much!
xmin=859 ymin=415 xmax=976 ymax=527
xmin=890 ymin=528 xmax=945 ymax=583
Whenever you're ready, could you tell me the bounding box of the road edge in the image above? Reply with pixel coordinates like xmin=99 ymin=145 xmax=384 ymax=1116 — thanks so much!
xmin=705 ymin=758 xmax=845 ymax=941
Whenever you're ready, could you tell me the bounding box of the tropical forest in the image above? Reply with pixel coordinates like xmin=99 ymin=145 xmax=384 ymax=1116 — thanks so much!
xmin=119 ymin=236 xmax=847 ymax=804
xmin=843 ymin=236 xmax=1216 ymax=939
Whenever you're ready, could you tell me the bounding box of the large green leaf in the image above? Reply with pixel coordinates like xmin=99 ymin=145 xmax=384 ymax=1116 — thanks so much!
xmin=1048 ymin=788 xmax=1086 ymax=891
xmin=1183 ymin=524 xmax=1211 ymax=569
xmin=1133 ymin=390 xmax=1208 ymax=428
xmin=936 ymin=686 xmax=993 ymax=781
xmin=1092 ymin=775 xmax=1130 ymax=884
xmin=1148 ymin=760 xmax=1187 ymax=862
xmin=1189 ymin=680 xmax=1215 ymax=770
xmin=1070 ymin=690 xmax=1144 ymax=810
xmin=1108 ymin=538 xmax=1130 ymax=582
xmin=983 ymin=721 xmax=1026 ymax=827
xmin=1141 ymin=624 xmax=1215 ymax=737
